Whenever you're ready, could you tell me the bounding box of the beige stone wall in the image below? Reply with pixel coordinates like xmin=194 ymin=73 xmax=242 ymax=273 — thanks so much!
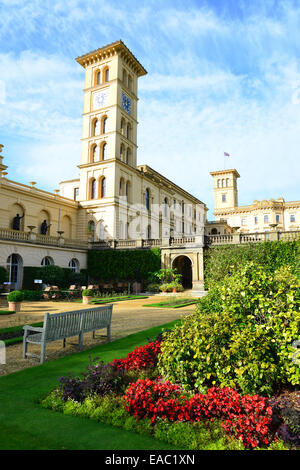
xmin=0 ymin=178 xmax=78 ymax=237
xmin=211 ymin=169 xmax=300 ymax=233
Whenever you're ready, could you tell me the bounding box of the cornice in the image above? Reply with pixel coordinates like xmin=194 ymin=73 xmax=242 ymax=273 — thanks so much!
xmin=75 ymin=40 xmax=147 ymax=77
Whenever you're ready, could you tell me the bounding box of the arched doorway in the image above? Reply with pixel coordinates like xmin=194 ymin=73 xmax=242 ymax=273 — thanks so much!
xmin=172 ymin=255 xmax=193 ymax=289
xmin=7 ymin=254 xmax=23 ymax=290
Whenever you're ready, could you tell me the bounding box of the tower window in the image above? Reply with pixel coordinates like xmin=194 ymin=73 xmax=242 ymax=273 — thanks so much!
xmin=264 ymin=215 xmax=269 ymax=223
xmin=217 ymin=179 xmax=221 ymax=188
xmin=91 ymin=179 xmax=97 ymax=199
xmin=104 ymin=68 xmax=109 ymax=82
xmin=92 ymin=145 xmax=99 ymax=162
xmin=100 ymin=177 xmax=106 ymax=198
xmin=102 ymin=143 xmax=107 ymax=160
xmin=254 ymin=216 xmax=258 ymax=225
xmin=222 ymin=194 xmax=226 ymax=202
xmin=126 ymin=148 xmax=130 ymax=164
xmin=276 ymin=214 xmax=280 ymax=223
xmin=226 ymin=178 xmax=230 ymax=187
xmin=96 ymin=70 xmax=101 ymax=85
xmin=93 ymin=119 xmax=100 ymax=136
xmin=290 ymin=214 xmax=296 ymax=223
xmin=74 ymin=187 xmax=79 ymax=201
xmin=102 ymin=117 xmax=108 ymax=134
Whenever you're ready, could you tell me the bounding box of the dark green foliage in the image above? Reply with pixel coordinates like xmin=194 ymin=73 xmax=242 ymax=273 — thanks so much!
xmin=158 ymin=263 xmax=300 ymax=396
xmin=204 ymin=240 xmax=299 ymax=289
xmin=21 ymin=290 xmax=43 ymax=301
xmin=0 ymin=266 xmax=8 ymax=283
xmin=7 ymin=290 xmax=24 ymax=302
xmin=23 ymin=266 xmax=88 ymax=289
xmin=88 ymin=248 xmax=161 ymax=282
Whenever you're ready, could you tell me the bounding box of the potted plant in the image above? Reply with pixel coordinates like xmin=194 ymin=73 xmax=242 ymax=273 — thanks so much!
xmin=82 ymin=288 xmax=94 ymax=304
xmin=7 ymin=290 xmax=24 ymax=312
xmin=170 ymin=281 xmax=184 ymax=293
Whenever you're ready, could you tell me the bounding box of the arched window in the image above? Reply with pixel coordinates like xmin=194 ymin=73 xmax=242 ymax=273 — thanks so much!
xmin=95 ymin=70 xmax=101 ymax=85
xmin=126 ymin=123 xmax=131 ymax=139
xmin=125 ymin=181 xmax=130 ymax=201
xmin=41 ymin=256 xmax=54 ymax=266
xmin=217 ymin=179 xmax=221 ymax=188
xmin=88 ymin=220 xmax=95 ymax=241
xmin=99 ymin=220 xmax=105 ymax=240
xmin=146 ymin=225 xmax=151 ymax=239
xmin=7 ymin=254 xmax=23 ymax=290
xmin=91 ymin=179 xmax=97 ymax=199
xmin=68 ymin=258 xmax=79 ymax=273
xmin=104 ymin=68 xmax=109 ymax=82
xmin=120 ymin=118 xmax=125 ymax=135
xmin=102 ymin=143 xmax=107 ymax=160
xmin=120 ymin=144 xmax=124 ymax=161
xmin=92 ymin=145 xmax=99 ymax=162
xmin=119 ymin=178 xmax=124 ymax=196
xmin=100 ymin=177 xmax=106 ymax=198
xmin=222 ymin=179 xmax=225 ymax=187
xmin=119 ymin=220 xmax=124 ymax=239
xmin=226 ymin=178 xmax=230 ymax=187
xmin=93 ymin=119 xmax=100 ymax=136
xmin=102 ymin=116 xmax=108 ymax=134
xmin=128 ymin=75 xmax=133 ymax=91
xmin=123 ymin=69 xmax=127 ymax=84
xmin=145 ymin=188 xmax=150 ymax=211
xmin=126 ymin=148 xmax=130 ymax=164
xmin=164 ymin=198 xmax=168 ymax=217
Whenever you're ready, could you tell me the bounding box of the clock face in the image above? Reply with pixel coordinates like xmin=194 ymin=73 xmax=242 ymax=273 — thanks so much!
xmin=93 ymin=90 xmax=109 ymax=110
xmin=122 ymin=91 xmax=131 ymax=115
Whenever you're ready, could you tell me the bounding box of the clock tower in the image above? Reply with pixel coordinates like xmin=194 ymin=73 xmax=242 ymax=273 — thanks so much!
xmin=74 ymin=41 xmax=147 ymax=239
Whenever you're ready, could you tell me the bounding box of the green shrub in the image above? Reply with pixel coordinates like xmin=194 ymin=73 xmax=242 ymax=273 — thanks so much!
xmin=158 ymin=262 xmax=300 ymax=396
xmin=88 ymin=248 xmax=161 ymax=282
xmin=82 ymin=289 xmax=94 ymax=297
xmin=204 ymin=240 xmax=299 ymax=289
xmin=21 ymin=290 xmax=43 ymax=301
xmin=7 ymin=290 xmax=24 ymax=302
xmin=39 ymin=265 xmax=65 ymax=287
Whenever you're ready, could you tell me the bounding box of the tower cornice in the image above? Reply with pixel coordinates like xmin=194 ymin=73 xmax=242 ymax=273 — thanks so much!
xmin=75 ymin=40 xmax=147 ymax=77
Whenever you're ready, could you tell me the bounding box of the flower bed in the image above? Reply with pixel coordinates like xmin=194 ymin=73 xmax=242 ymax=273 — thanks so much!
xmin=41 ymin=336 xmax=297 ymax=450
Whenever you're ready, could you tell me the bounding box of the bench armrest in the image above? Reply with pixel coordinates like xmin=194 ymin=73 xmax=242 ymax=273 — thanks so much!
xmin=23 ymin=325 xmax=44 ymax=333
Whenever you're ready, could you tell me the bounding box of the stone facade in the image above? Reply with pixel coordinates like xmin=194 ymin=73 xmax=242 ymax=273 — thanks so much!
xmin=0 ymin=41 xmax=207 ymax=290
xmin=210 ymin=169 xmax=300 ymax=233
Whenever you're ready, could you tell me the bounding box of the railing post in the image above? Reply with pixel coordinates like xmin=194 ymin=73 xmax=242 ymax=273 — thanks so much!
xmin=232 ymin=233 xmax=240 ymax=244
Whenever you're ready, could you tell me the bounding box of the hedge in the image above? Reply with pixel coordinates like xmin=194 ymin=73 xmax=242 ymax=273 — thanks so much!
xmin=88 ymin=248 xmax=161 ymax=282
xmin=22 ymin=266 xmax=88 ymax=289
xmin=204 ymin=240 xmax=300 ymax=288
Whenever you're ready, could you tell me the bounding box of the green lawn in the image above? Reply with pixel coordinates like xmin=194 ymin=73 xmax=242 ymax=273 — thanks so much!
xmin=0 ymin=320 xmax=180 ymax=450
xmin=143 ymin=298 xmax=198 ymax=308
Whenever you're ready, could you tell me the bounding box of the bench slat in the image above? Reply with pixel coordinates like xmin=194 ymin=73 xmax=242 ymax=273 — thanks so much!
xmin=23 ymin=305 xmax=113 ymax=363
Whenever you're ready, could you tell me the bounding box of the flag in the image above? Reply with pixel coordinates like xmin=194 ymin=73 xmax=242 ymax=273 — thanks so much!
xmin=224 ymin=152 xmax=230 ymax=157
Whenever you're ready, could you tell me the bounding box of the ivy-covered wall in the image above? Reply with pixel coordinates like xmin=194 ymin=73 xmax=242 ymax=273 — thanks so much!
xmin=204 ymin=240 xmax=299 ymax=288
xmin=87 ymin=248 xmax=161 ymax=282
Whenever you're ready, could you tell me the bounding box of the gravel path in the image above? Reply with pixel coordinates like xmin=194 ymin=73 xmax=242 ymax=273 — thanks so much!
xmin=0 ymin=296 xmax=194 ymax=376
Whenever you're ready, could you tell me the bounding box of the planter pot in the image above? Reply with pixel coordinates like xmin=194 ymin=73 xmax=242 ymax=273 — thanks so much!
xmin=172 ymin=288 xmax=177 ymax=293
xmin=82 ymin=296 xmax=92 ymax=305
xmin=8 ymin=302 xmax=21 ymax=312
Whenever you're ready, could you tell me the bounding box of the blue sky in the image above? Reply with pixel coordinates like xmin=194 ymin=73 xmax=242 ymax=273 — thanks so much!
xmin=0 ymin=0 xmax=299 ymax=217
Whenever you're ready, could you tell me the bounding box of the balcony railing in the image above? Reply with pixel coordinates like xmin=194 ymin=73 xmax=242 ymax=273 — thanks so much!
xmin=0 ymin=227 xmax=88 ymax=250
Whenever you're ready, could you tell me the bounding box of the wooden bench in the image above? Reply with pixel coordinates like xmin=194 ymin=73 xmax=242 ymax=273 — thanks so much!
xmin=22 ymin=305 xmax=113 ymax=364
